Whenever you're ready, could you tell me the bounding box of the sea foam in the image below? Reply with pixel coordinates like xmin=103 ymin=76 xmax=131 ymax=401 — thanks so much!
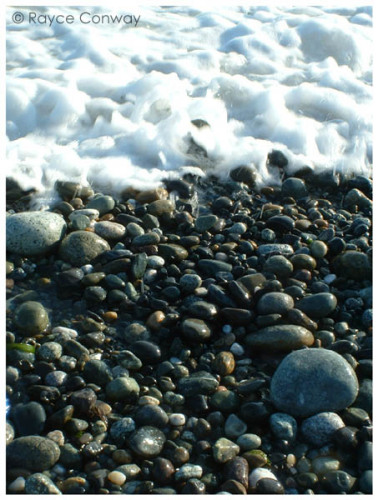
xmin=6 ymin=5 xmax=372 ymax=205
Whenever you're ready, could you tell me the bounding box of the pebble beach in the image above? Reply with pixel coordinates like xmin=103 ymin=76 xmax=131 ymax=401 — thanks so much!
xmin=6 ymin=4 xmax=373 ymax=496
xmin=6 ymin=165 xmax=372 ymax=494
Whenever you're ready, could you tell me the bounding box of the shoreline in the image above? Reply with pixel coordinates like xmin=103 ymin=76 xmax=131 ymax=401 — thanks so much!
xmin=6 ymin=170 xmax=372 ymax=494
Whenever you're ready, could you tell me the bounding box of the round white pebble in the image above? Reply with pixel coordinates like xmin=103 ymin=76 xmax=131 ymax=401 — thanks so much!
xmin=51 ymin=326 xmax=78 ymax=338
xmin=169 ymin=413 xmax=186 ymax=426
xmin=107 ymin=471 xmax=126 ymax=486
xmin=249 ymin=468 xmax=279 ymax=488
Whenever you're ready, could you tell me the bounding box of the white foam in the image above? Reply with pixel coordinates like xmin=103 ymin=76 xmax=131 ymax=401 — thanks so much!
xmin=6 ymin=5 xmax=372 ymax=204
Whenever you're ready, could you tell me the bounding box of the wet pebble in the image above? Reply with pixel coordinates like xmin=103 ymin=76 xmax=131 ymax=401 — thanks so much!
xmin=263 ymin=255 xmax=293 ymax=280
xmin=212 ymin=351 xmax=235 ymax=376
xmin=152 ymin=457 xmax=175 ymax=484
xmin=301 ymin=412 xmax=345 ymax=447
xmin=197 ymin=259 xmax=233 ymax=276
xmin=109 ymin=418 xmax=136 ymax=444
xmin=130 ymin=341 xmax=161 ymax=364
xmin=128 ymin=426 xmax=166 ymax=458
xmin=281 ymin=177 xmax=308 ymax=199
xmin=106 ymin=376 xmax=140 ymax=402
xmin=11 ymin=401 xmax=46 ymax=436
xmin=158 ymin=243 xmax=188 ymax=262
xmin=37 ymin=342 xmax=63 ymax=362
xmin=86 ymin=194 xmax=115 ymax=215
xmin=7 ymin=436 xmax=60 ymax=472
xmin=334 ymin=250 xmax=371 ymax=280
xmin=108 ymin=471 xmax=126 ymax=486
xmin=257 ymin=292 xmax=294 ymax=315
xmin=195 ymin=214 xmax=218 ymax=232
xmin=179 ymin=273 xmax=202 ymax=293
xmin=83 ymin=359 xmax=113 ymax=386
xmin=175 ymin=463 xmax=203 ymax=481
xmin=45 ymin=370 xmax=68 ymax=387
xmin=15 ymin=301 xmax=49 ymax=335
xmin=270 ymin=412 xmax=297 ymax=441
xmin=135 ymin=404 xmax=168 ymax=428
xmin=223 ymin=457 xmax=249 ymax=488
xmin=246 ymin=324 xmax=314 ymax=352
xmin=59 ymin=231 xmax=110 ymax=266
xmin=297 ymin=292 xmax=337 ymax=318
xmin=270 ymin=349 xmax=359 ymax=417
xmin=94 ymin=221 xmax=126 ymax=239
xmin=25 ymin=473 xmax=61 ymax=494
xmin=187 ymin=300 xmax=218 ymax=320
xmin=7 ymin=211 xmax=66 ymax=256
xmin=213 ymin=438 xmax=240 ymax=463
xmin=236 ymin=433 xmax=262 ymax=451
xmin=178 ymin=371 xmax=218 ymax=397
xmin=249 ymin=467 xmax=279 ymax=488
xmin=321 ymin=470 xmax=356 ymax=493
xmin=181 ymin=318 xmax=211 ymax=342
xmin=257 ymin=244 xmax=294 ymax=257
xmin=70 ymin=388 xmax=97 ymax=414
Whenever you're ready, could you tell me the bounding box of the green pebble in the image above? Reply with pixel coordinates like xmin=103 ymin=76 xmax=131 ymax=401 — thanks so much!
xmin=14 ymin=301 xmax=49 ymax=335
xmin=310 ymin=240 xmax=328 ymax=258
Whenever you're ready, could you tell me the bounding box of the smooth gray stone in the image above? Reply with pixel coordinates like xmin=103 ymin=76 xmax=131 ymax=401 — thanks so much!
xmin=128 ymin=426 xmax=166 ymax=458
xmin=270 ymin=349 xmax=359 ymax=417
xmin=301 ymin=412 xmax=345 ymax=447
xmin=296 ymin=293 xmax=337 ymax=319
xmin=257 ymin=292 xmax=294 ymax=315
xmin=59 ymin=230 xmax=110 ymax=266
xmin=7 ymin=211 xmax=66 ymax=256
xmin=7 ymin=436 xmax=60 ymax=472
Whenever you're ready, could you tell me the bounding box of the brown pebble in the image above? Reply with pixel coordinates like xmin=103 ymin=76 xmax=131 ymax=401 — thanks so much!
xmin=70 ymin=388 xmax=97 ymax=414
xmin=136 ymin=188 xmax=168 ymax=203
xmin=295 ymin=219 xmax=312 ymax=231
xmin=261 ymin=187 xmax=275 ymax=196
xmin=84 ymin=227 xmax=95 ymax=232
xmin=212 ymin=351 xmax=235 ymax=376
xmin=61 ymin=477 xmax=87 ymax=493
xmin=102 ymin=311 xmax=118 ymax=322
xmin=314 ymin=218 xmax=328 ymax=228
xmin=223 ymin=457 xmax=249 ymax=488
xmin=94 ymin=400 xmax=112 ymax=415
xmin=146 ymin=311 xmax=165 ymax=330
xmin=46 ymin=430 xmax=65 ymax=446
xmin=152 ymin=457 xmax=175 ymax=484
xmin=221 ymin=479 xmax=247 ymax=494
xmin=71 ymin=198 xmax=84 ymax=209
xmin=99 ymin=213 xmax=115 ymax=221
xmin=242 ymin=450 xmax=268 ymax=468
xmin=37 ymin=277 xmax=51 ymax=286
xmin=172 ymin=446 xmax=190 ymax=466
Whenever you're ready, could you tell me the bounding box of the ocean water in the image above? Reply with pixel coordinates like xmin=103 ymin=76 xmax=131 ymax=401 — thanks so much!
xmin=6 ymin=5 xmax=373 ymax=204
